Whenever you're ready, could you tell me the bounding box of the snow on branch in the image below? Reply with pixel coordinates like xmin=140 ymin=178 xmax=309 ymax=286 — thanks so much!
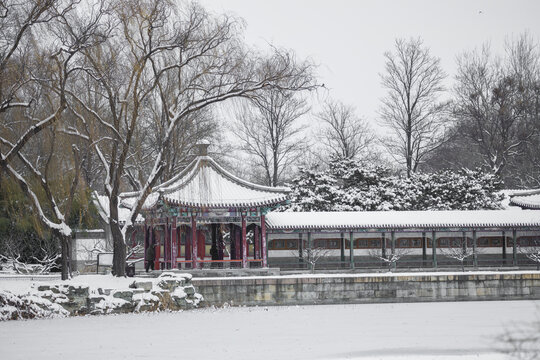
xmin=368 ymin=248 xmax=411 ymax=272
xmin=440 ymin=245 xmax=476 ymax=271
xmin=2 ymin=163 xmax=71 ymax=237
xmin=0 ymin=249 xmax=60 ymax=275
xmin=519 ymin=244 xmax=540 ymax=270
xmin=3 ymin=110 xmax=64 ymax=164
xmin=290 ymin=246 xmax=332 ymax=272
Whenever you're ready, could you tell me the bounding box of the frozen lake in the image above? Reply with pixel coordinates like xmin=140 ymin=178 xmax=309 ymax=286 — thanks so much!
xmin=1 ymin=300 xmax=537 ymax=360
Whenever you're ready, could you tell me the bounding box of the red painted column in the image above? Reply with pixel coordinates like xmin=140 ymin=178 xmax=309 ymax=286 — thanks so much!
xmin=171 ymin=217 xmax=177 ymax=269
xmin=185 ymin=225 xmax=191 ymax=263
xmin=143 ymin=223 xmax=148 ymax=265
xmin=191 ymin=215 xmax=198 ymax=269
xmin=164 ymin=219 xmax=170 ymax=269
xmin=154 ymin=227 xmax=160 ymax=270
xmin=261 ymin=215 xmax=267 ymax=268
xmin=254 ymin=225 xmax=260 ymax=260
xmin=241 ymin=215 xmax=247 ymax=268
xmin=235 ymin=226 xmax=241 ymax=260
xmin=177 ymin=227 xmax=181 ymax=258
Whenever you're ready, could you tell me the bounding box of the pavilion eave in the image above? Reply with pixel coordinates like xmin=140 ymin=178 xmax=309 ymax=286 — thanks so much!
xmin=162 ymin=196 xmax=288 ymax=209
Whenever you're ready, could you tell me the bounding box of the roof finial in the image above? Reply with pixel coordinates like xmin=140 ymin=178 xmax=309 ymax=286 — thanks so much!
xmin=196 ymin=140 xmax=210 ymax=156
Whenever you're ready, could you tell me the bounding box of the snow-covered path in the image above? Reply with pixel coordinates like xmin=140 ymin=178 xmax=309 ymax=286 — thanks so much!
xmin=1 ymin=300 xmax=537 ymax=360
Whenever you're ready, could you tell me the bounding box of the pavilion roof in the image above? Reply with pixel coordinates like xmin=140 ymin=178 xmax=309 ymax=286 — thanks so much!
xmin=510 ymin=194 xmax=540 ymax=209
xmin=119 ymin=154 xmax=289 ymax=210
xmin=509 ymin=189 xmax=540 ymax=210
xmin=265 ymin=210 xmax=540 ymax=231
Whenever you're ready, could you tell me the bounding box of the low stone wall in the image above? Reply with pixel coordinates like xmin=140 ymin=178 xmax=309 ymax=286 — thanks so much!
xmin=193 ymin=271 xmax=540 ymax=307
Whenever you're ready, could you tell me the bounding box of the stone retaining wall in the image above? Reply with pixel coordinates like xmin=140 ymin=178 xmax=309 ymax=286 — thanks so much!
xmin=193 ymin=272 xmax=540 ymax=306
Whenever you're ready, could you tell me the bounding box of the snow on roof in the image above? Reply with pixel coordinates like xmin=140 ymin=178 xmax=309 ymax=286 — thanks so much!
xmin=499 ymin=189 xmax=540 ymax=210
xmin=503 ymin=188 xmax=540 ymax=195
xmin=120 ymin=156 xmax=289 ymax=209
xmin=510 ymin=193 xmax=540 ymax=209
xmin=92 ymin=193 xmax=144 ymax=225
xmin=265 ymin=210 xmax=540 ymax=231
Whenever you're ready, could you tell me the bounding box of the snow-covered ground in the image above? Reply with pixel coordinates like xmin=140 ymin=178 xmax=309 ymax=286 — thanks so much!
xmin=0 ymin=300 xmax=537 ymax=360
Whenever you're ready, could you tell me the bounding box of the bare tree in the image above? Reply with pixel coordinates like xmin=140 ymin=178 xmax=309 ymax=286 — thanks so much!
xmin=0 ymin=0 xmax=107 ymax=280
xmin=423 ymin=33 xmax=540 ymax=186
xmin=379 ymin=38 xmax=448 ymax=177
xmin=126 ymin=80 xmax=220 ymax=190
xmin=66 ymin=1 xmax=316 ymax=276
xmin=369 ymin=248 xmax=411 ymax=271
xmin=291 ymin=246 xmax=332 ymax=272
xmin=440 ymin=239 xmax=475 ymax=271
xmin=505 ymin=33 xmax=540 ymax=187
xmin=453 ymin=38 xmax=537 ymax=180
xmin=519 ymin=241 xmax=540 ymax=270
xmin=236 ymin=88 xmax=311 ymax=186
xmin=0 ymin=0 xmax=59 ymax=114
xmin=316 ymin=99 xmax=374 ymax=160
xmin=0 ymin=249 xmax=60 ymax=274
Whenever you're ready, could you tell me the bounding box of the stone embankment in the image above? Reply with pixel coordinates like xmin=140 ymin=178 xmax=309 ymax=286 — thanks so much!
xmin=193 ymin=271 xmax=540 ymax=307
xmin=0 ymin=272 xmax=202 ymax=321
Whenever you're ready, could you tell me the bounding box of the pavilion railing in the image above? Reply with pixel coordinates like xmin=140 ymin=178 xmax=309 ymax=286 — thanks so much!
xmin=172 ymin=259 xmax=264 ymax=270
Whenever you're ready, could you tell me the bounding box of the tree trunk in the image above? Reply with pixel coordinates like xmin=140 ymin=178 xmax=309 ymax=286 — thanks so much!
xmin=272 ymin=150 xmax=279 ymax=186
xmin=111 ymin=222 xmax=126 ymax=277
xmin=109 ymin=191 xmax=127 ymax=277
xmin=60 ymin=233 xmax=71 ymax=280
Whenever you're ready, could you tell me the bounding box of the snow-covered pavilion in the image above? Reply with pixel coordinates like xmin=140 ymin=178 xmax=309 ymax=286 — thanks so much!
xmin=111 ymin=144 xmax=540 ymax=271
xmin=118 ymin=143 xmax=289 ymax=269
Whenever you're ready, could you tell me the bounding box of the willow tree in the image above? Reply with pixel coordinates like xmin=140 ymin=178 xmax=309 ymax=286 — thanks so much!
xmin=0 ymin=0 xmax=109 ymax=279
xmin=65 ymin=0 xmax=316 ymax=276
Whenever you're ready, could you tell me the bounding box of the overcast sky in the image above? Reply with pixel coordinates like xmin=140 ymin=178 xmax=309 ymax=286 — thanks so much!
xmin=199 ymin=0 xmax=540 ymax=133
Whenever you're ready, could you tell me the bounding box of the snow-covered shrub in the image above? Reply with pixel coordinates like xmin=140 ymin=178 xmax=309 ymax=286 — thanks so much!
xmin=284 ymin=158 xmax=503 ymax=212
xmin=285 ymin=168 xmax=343 ymax=211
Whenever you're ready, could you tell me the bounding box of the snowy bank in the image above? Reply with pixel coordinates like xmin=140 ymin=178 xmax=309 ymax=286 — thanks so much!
xmin=0 ymin=272 xmax=202 ymax=321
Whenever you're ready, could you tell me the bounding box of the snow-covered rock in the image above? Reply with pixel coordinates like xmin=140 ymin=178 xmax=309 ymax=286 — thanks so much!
xmin=0 ymin=273 xmax=203 ymax=321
